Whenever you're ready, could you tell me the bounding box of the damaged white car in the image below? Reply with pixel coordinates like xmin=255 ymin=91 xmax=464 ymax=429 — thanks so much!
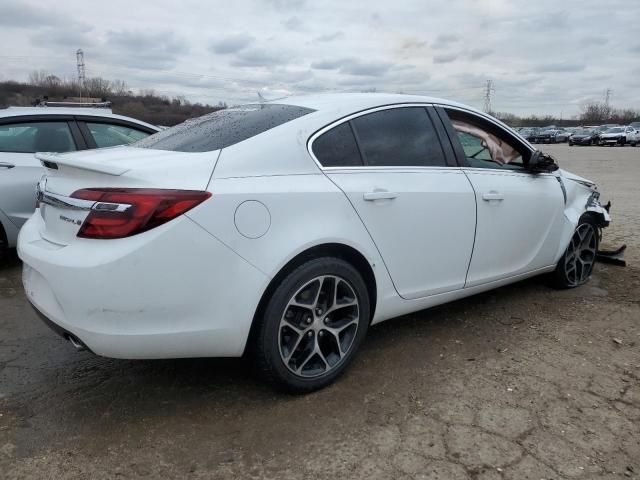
xmin=18 ymin=94 xmax=614 ymax=392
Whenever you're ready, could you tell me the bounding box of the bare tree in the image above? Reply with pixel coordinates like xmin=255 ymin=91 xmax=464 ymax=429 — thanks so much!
xmin=28 ymin=70 xmax=49 ymax=86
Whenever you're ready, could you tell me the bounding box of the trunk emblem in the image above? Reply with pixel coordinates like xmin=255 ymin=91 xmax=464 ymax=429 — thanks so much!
xmin=59 ymin=214 xmax=82 ymax=226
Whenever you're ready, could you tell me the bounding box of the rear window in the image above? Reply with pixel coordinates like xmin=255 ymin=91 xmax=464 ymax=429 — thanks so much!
xmin=313 ymin=122 xmax=363 ymax=167
xmin=351 ymin=107 xmax=447 ymax=167
xmin=134 ymin=104 xmax=314 ymax=152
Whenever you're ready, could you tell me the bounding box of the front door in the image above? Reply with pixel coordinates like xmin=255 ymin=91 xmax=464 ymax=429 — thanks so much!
xmin=439 ymin=107 xmax=565 ymax=287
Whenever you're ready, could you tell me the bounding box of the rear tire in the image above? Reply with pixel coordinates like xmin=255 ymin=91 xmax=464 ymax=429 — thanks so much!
xmin=254 ymin=257 xmax=370 ymax=393
xmin=551 ymin=215 xmax=599 ymax=289
xmin=0 ymin=223 xmax=7 ymax=264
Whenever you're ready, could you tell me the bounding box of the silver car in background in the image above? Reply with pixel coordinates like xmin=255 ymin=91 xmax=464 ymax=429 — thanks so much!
xmin=0 ymin=104 xmax=159 ymax=253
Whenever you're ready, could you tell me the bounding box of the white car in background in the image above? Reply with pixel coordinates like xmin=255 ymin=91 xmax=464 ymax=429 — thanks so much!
xmin=598 ymin=126 xmax=638 ymax=146
xmin=18 ymin=94 xmax=612 ymax=392
xmin=0 ymin=104 xmax=159 ymax=253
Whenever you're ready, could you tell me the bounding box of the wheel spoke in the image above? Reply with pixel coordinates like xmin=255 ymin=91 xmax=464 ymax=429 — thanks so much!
xmin=283 ymin=331 xmax=305 ymax=362
xmin=295 ymin=344 xmax=316 ymax=374
xmin=312 ymin=276 xmax=326 ymax=309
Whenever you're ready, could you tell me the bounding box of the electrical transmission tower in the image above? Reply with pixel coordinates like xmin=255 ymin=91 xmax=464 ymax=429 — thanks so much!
xmin=604 ymin=88 xmax=612 ymax=108
xmin=76 ymin=49 xmax=85 ymax=100
xmin=483 ymin=80 xmax=494 ymax=113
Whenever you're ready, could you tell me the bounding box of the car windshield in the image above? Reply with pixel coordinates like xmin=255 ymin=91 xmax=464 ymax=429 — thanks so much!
xmin=134 ymin=103 xmax=314 ymax=152
xmin=605 ymin=127 xmax=624 ymax=133
xmin=576 ymin=129 xmax=592 ymax=135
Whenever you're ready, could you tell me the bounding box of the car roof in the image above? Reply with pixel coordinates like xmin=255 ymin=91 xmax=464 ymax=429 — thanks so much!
xmin=0 ymin=106 xmax=159 ymax=130
xmin=274 ymin=92 xmax=481 ymax=116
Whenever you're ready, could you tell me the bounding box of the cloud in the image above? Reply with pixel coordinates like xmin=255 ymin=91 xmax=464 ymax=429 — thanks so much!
xmin=314 ymin=32 xmax=344 ymax=42
xmin=468 ymin=48 xmax=493 ymax=60
xmin=400 ymin=37 xmax=428 ymax=50
xmin=31 ymin=28 xmax=97 ymax=48
xmin=2 ymin=0 xmax=639 ymax=115
xmin=432 ymin=33 xmax=459 ymax=49
xmin=311 ymin=58 xmax=392 ymax=76
xmin=282 ymin=16 xmax=304 ymax=31
xmin=209 ymin=33 xmax=254 ymax=54
xmin=263 ymin=0 xmax=306 ymax=9
xmin=311 ymin=59 xmax=346 ymax=70
xmin=100 ymin=30 xmax=189 ymax=70
xmin=582 ymin=35 xmax=608 ymax=45
xmin=0 ymin=2 xmax=90 ymax=30
xmin=433 ymin=53 xmax=458 ymax=64
xmin=537 ymin=63 xmax=586 ymax=73
xmin=230 ymin=48 xmax=291 ymax=68
xmin=340 ymin=60 xmax=392 ymax=77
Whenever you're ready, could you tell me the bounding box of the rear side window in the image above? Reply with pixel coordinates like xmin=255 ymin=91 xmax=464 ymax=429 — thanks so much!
xmin=0 ymin=121 xmax=76 ymax=153
xmin=351 ymin=107 xmax=446 ymax=167
xmin=313 ymin=122 xmax=363 ymax=167
xmin=134 ymin=104 xmax=314 ymax=152
xmin=86 ymin=122 xmax=150 ymax=148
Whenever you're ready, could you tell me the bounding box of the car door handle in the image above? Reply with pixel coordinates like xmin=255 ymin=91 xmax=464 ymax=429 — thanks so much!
xmin=363 ymin=190 xmax=398 ymax=201
xmin=0 ymin=162 xmax=15 ymax=169
xmin=482 ymin=191 xmax=504 ymax=201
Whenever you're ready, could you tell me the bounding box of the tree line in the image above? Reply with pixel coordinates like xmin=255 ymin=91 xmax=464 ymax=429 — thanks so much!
xmin=2 ymin=71 xmax=638 ymax=128
xmin=492 ymin=102 xmax=639 ymax=128
xmin=0 ymin=71 xmax=226 ymax=126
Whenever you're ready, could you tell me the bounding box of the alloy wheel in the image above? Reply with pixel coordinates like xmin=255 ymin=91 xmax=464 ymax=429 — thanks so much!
xmin=278 ymin=275 xmax=360 ymax=378
xmin=564 ymin=223 xmax=597 ymax=287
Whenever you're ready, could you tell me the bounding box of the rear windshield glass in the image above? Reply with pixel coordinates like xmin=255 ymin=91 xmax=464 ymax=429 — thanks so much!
xmin=134 ymin=103 xmax=314 ymax=152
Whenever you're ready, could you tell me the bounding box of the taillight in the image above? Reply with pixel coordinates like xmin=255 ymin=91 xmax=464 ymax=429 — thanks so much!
xmin=70 ymin=188 xmax=211 ymax=239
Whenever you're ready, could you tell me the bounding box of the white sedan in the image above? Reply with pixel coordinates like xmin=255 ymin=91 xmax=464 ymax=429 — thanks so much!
xmin=18 ymin=94 xmax=611 ymax=392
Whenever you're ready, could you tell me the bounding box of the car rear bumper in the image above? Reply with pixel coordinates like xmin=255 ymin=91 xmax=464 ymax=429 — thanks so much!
xmin=18 ymin=212 xmax=269 ymax=359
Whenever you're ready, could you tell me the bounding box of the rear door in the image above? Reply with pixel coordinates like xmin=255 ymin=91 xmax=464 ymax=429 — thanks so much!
xmin=0 ymin=117 xmax=83 ymax=228
xmin=311 ymin=105 xmax=476 ymax=300
xmin=438 ymin=107 xmax=565 ymax=287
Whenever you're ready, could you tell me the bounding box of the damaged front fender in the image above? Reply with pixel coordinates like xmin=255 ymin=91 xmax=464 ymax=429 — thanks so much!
xmin=553 ymin=169 xmax=611 ymax=263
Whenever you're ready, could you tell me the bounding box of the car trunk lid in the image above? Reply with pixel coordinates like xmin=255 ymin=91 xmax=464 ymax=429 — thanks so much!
xmin=35 ymin=146 xmax=218 ymax=245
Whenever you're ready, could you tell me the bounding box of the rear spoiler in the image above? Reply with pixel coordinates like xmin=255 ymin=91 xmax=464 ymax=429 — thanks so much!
xmin=35 ymin=152 xmax=128 ymax=176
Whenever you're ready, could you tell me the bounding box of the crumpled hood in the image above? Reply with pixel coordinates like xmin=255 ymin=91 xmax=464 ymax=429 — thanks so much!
xmin=559 ymin=169 xmax=596 ymax=188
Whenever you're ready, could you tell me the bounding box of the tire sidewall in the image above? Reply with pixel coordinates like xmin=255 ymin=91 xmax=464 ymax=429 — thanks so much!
xmin=258 ymin=257 xmax=370 ymax=392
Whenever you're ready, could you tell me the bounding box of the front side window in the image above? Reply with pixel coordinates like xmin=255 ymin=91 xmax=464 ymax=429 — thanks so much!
xmin=351 ymin=107 xmax=446 ymax=167
xmin=0 ymin=121 xmax=76 ymax=153
xmin=445 ymin=110 xmax=527 ymax=171
xmin=135 ymin=104 xmax=314 ymax=152
xmin=86 ymin=123 xmax=150 ymax=148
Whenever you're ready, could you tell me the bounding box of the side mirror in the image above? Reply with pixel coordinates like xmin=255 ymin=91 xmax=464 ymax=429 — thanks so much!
xmin=528 ymin=150 xmax=559 ymax=173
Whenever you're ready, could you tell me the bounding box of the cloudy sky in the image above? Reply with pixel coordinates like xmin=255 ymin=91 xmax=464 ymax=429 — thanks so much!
xmin=1 ymin=0 xmax=639 ymax=116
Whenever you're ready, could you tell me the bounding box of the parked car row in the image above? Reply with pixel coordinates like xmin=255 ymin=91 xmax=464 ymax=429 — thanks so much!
xmin=515 ymin=124 xmax=640 ymax=146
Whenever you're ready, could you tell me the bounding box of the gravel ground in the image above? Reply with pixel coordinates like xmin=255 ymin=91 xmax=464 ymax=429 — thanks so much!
xmin=1 ymin=144 xmax=639 ymax=479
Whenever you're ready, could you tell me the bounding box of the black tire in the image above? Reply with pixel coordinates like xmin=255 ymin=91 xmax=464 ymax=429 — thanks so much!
xmin=551 ymin=215 xmax=599 ymax=289
xmin=0 ymin=223 xmax=7 ymax=264
xmin=254 ymin=257 xmax=370 ymax=393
